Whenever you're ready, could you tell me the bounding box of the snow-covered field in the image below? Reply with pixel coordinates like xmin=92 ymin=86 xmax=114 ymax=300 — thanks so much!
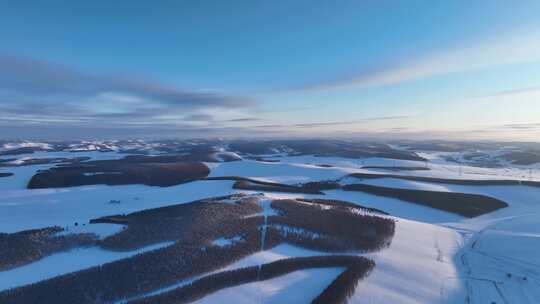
xmin=1 ymin=145 xmax=539 ymax=303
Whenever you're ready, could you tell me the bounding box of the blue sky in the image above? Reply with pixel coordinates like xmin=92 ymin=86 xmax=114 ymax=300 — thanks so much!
xmin=1 ymin=0 xmax=540 ymax=140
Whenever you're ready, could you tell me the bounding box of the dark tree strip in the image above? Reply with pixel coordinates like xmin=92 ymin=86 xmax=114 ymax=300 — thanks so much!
xmin=360 ymin=166 xmax=430 ymax=171
xmin=268 ymin=199 xmax=395 ymax=252
xmin=343 ymin=183 xmax=508 ymax=217
xmin=0 ymin=236 xmax=263 ymax=304
xmin=91 ymin=194 xmax=262 ymax=251
xmin=348 ymin=172 xmax=540 ymax=187
xmin=312 ymin=263 xmax=373 ymax=304
xmin=233 ymin=180 xmax=324 ymax=194
xmin=0 ymin=227 xmax=96 ymax=271
xmin=28 ymin=155 xmax=210 ymax=188
xmin=129 ymin=256 xmax=375 ymax=304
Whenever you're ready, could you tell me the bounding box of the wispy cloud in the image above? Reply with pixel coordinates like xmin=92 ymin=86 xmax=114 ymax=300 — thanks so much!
xmin=0 ymin=54 xmax=256 ymax=128
xmin=486 ymin=86 xmax=540 ymax=98
xmin=301 ymin=31 xmax=540 ymax=90
xmin=254 ymin=115 xmax=412 ymax=129
xmin=499 ymin=123 xmax=540 ymax=130
xmin=182 ymin=114 xmax=216 ymax=122
xmin=226 ymin=117 xmax=260 ymax=122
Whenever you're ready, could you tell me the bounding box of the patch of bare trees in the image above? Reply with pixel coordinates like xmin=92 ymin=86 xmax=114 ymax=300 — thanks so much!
xmin=0 ymin=226 xmax=96 ymax=271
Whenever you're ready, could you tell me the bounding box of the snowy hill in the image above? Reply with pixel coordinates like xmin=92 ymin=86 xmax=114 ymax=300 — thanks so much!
xmin=0 ymin=139 xmax=539 ymax=303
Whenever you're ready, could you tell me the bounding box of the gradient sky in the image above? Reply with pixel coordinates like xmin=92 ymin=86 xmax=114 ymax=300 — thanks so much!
xmin=1 ymin=0 xmax=540 ymax=140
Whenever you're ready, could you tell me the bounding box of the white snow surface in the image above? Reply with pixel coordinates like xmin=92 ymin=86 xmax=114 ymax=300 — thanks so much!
xmin=1 ymin=149 xmax=540 ymax=302
xmin=54 ymin=223 xmax=126 ymax=239
xmin=213 ymin=236 xmax=243 ymax=247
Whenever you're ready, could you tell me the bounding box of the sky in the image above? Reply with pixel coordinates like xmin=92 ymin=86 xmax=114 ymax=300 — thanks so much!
xmin=1 ymin=0 xmax=540 ymax=140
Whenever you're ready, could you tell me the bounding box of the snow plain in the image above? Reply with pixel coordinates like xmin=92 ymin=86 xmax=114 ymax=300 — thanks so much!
xmin=1 ymin=149 xmax=540 ymax=303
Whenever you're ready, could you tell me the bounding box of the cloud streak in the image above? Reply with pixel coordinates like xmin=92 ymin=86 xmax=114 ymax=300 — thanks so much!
xmin=301 ymin=31 xmax=540 ymax=91
xmin=253 ymin=115 xmax=412 ymax=129
xmin=487 ymin=86 xmax=540 ymax=98
xmin=499 ymin=123 xmax=540 ymax=130
xmin=0 ymin=54 xmax=255 ymax=128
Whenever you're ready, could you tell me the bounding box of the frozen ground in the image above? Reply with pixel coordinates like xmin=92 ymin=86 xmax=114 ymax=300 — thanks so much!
xmin=1 ymin=147 xmax=540 ymax=303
